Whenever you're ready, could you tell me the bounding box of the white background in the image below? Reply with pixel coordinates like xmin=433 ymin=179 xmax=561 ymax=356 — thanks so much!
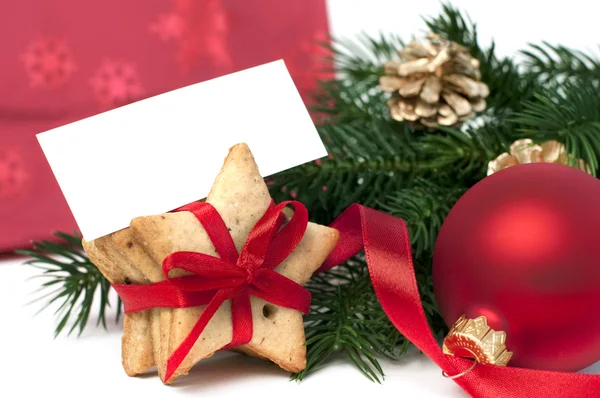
xmin=2 ymin=1 xmax=600 ymax=397
xmin=328 ymin=0 xmax=600 ymax=60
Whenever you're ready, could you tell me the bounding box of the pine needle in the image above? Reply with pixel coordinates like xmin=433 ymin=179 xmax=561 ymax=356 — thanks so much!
xmin=512 ymin=81 xmax=600 ymax=175
xmin=292 ymin=259 xmax=405 ymax=382
xmin=16 ymin=232 xmax=120 ymax=337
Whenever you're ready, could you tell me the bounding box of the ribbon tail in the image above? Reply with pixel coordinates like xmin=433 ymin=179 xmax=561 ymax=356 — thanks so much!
xmin=324 ymin=205 xmax=459 ymax=368
xmin=322 ymin=204 xmax=600 ymax=398
xmin=320 ymin=204 xmax=364 ymax=272
xmin=349 ymin=206 xmax=469 ymax=374
xmin=224 ymin=290 xmax=253 ymax=348
xmin=165 ymin=289 xmax=231 ymax=383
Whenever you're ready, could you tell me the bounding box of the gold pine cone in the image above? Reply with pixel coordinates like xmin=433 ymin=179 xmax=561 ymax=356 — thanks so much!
xmin=488 ymin=139 xmax=593 ymax=176
xmin=380 ymin=33 xmax=489 ymax=128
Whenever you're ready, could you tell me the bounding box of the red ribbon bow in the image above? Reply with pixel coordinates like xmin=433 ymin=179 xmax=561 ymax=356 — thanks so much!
xmin=114 ymin=200 xmax=311 ymax=382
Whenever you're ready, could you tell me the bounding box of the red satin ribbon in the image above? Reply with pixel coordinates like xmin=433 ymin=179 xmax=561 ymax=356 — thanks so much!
xmin=113 ymin=200 xmax=311 ymax=382
xmin=115 ymin=201 xmax=600 ymax=396
xmin=321 ymin=204 xmax=600 ymax=398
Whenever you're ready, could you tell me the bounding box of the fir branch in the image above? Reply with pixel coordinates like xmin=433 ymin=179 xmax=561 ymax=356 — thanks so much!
xmin=522 ymin=42 xmax=600 ymax=84
xmin=415 ymin=124 xmax=508 ymax=181
xmin=294 ymin=257 xmax=443 ymax=382
xmin=512 ymin=81 xmax=600 ymax=175
xmin=269 ymin=120 xmax=413 ymax=223
xmin=270 ymin=108 xmax=515 ymax=225
xmin=310 ymin=34 xmax=404 ymax=124
xmin=380 ymin=180 xmax=465 ymax=258
xmin=424 ymin=3 xmax=482 ymax=59
xmin=16 ymin=232 xmax=119 ymax=337
xmin=331 ymin=33 xmax=404 ymax=88
xmin=424 ymin=3 xmax=537 ymax=112
xmin=313 ymin=79 xmax=392 ymax=123
xmin=292 ymin=259 xmax=407 ymax=382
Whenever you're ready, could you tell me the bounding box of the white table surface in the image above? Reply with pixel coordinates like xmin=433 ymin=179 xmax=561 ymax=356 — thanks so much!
xmin=3 ymin=256 xmax=600 ymax=398
xmin=1 ymin=255 xmax=467 ymax=398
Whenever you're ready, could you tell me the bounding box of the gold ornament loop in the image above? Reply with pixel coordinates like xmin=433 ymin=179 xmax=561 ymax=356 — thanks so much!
xmin=441 ymin=358 xmax=478 ymax=380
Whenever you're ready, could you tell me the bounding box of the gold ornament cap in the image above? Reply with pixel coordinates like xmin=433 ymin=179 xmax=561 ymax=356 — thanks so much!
xmin=442 ymin=315 xmax=513 ymax=366
xmin=487 ymin=139 xmax=593 ymax=176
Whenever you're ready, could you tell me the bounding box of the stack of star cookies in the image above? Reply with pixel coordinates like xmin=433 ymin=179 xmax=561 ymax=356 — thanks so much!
xmin=82 ymin=143 xmax=339 ymax=383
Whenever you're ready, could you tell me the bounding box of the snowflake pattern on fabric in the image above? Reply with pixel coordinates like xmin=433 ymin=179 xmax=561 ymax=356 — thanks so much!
xmin=89 ymin=60 xmax=144 ymax=108
xmin=20 ymin=37 xmax=77 ymax=89
xmin=0 ymin=148 xmax=28 ymax=197
xmin=149 ymin=13 xmax=185 ymax=41
xmin=149 ymin=0 xmax=232 ymax=72
xmin=2 ymin=0 xmax=330 ymax=252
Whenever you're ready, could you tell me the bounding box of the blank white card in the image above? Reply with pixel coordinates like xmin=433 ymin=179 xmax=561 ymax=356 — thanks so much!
xmin=37 ymin=60 xmax=326 ymax=240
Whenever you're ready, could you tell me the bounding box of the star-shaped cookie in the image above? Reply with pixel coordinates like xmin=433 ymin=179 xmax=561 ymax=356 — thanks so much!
xmin=131 ymin=143 xmax=339 ymax=382
xmin=83 ymin=236 xmax=155 ymax=376
xmin=84 ymin=224 xmax=171 ymax=378
xmin=84 ymin=143 xmax=339 ymax=383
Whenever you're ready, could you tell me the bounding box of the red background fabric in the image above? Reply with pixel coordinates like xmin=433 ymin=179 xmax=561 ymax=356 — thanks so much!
xmin=0 ymin=0 xmax=330 ymax=252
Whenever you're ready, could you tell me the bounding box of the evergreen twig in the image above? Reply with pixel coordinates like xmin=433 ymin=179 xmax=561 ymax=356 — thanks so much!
xmin=512 ymin=80 xmax=600 ymax=175
xmin=522 ymin=42 xmax=600 ymax=84
xmin=16 ymin=232 xmax=121 ymax=337
xmin=380 ymin=180 xmax=466 ymax=258
xmin=424 ymin=2 xmax=537 ymax=113
xmin=292 ymin=259 xmax=407 ymax=382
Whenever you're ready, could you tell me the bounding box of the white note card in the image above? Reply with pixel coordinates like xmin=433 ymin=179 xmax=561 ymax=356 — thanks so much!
xmin=37 ymin=60 xmax=326 ymax=241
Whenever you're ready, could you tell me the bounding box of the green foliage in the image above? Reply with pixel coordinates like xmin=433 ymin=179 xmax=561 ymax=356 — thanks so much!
xmin=18 ymin=0 xmax=600 ymax=384
xmin=269 ymin=118 xmax=511 ymax=225
xmin=270 ymin=120 xmax=413 ymax=223
xmin=16 ymin=232 xmax=121 ymax=337
xmin=329 ymin=33 xmax=404 ymax=89
xmin=381 ymin=181 xmax=466 ymax=258
xmin=424 ymin=3 xmax=481 ymax=58
xmin=522 ymin=42 xmax=600 ymax=84
xmin=292 ymin=259 xmax=408 ymax=383
xmin=425 ymin=2 xmax=536 ymax=113
xmin=513 ymin=81 xmax=600 ymax=175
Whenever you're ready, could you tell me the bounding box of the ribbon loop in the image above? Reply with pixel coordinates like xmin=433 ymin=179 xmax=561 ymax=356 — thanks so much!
xmin=237 ymin=201 xmax=308 ymax=272
xmin=176 ymin=201 xmax=239 ymax=264
xmin=163 ymin=251 xmax=243 ymax=283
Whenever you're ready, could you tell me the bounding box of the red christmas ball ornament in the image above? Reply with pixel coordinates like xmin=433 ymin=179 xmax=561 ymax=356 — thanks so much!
xmin=433 ymin=163 xmax=600 ymax=372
